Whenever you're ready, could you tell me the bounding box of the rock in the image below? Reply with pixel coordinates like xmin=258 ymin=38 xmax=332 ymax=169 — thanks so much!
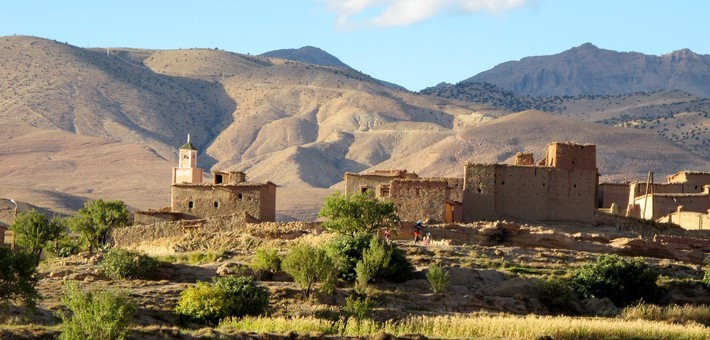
xmin=49 ymin=269 xmax=72 ymax=278
xmin=65 ymin=272 xmax=91 ymax=281
xmin=216 ymin=262 xmax=250 ymax=277
xmin=583 ymin=298 xmax=618 ymax=316
xmin=494 ymin=249 xmax=505 ymax=256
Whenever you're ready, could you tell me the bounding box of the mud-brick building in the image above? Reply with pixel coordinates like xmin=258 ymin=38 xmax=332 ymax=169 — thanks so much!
xmin=463 ymin=143 xmax=598 ymax=223
xmin=343 ymin=170 xmax=464 ymax=223
xmin=135 ymin=136 xmax=276 ymax=224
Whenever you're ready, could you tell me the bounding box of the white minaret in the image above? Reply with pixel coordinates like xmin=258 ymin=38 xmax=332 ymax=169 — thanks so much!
xmin=172 ymin=134 xmax=203 ymax=185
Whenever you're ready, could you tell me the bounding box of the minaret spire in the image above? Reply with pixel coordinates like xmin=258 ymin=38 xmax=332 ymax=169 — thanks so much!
xmin=187 ymin=133 xmax=191 ymax=144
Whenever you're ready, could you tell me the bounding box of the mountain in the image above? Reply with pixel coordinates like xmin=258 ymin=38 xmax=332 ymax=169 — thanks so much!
xmin=422 ymin=82 xmax=710 ymax=159
xmin=464 ymin=43 xmax=710 ymax=98
xmin=260 ymin=46 xmax=406 ymax=91
xmin=0 ymin=36 xmax=706 ymax=219
xmin=261 ymin=46 xmax=351 ymax=69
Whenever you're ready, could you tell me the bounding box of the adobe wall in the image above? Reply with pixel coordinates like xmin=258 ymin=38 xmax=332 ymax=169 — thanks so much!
xmin=633 ymin=190 xmax=710 ymax=220
xmin=545 ymin=143 xmax=596 ymax=170
xmin=628 ymin=182 xmax=685 ymax=205
xmin=171 ymin=184 xmax=272 ymax=221
xmin=514 ymin=153 xmax=535 ymax=166
xmin=659 ymin=211 xmax=710 ymax=230
xmin=258 ymin=184 xmax=277 ymax=222
xmin=389 ymin=179 xmax=449 ymax=223
xmin=0 ymin=225 xmax=5 ymax=246
xmin=344 ymin=173 xmax=397 ymax=198
xmin=213 ymin=171 xmax=246 ymax=185
xmin=598 ymin=183 xmax=630 ymax=209
xmin=463 ymin=164 xmax=498 ymax=221
xmin=463 ymin=164 xmax=596 ymax=223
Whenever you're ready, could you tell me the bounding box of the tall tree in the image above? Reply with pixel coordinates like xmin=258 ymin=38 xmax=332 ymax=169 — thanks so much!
xmin=69 ymin=200 xmax=131 ymax=252
xmin=11 ymin=210 xmax=65 ymax=263
xmin=318 ymin=192 xmax=399 ymax=236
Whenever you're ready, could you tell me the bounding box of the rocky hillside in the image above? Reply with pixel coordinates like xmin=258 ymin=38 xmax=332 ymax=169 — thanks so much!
xmin=422 ymin=83 xmax=710 ymax=159
xmin=464 ymin=43 xmax=710 ymax=97
xmin=0 ymin=36 xmax=706 ymax=216
xmin=261 ymin=46 xmax=352 ymax=69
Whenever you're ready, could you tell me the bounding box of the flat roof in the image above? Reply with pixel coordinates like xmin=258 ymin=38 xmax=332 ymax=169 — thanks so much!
xmin=173 ymin=181 xmax=277 ymax=188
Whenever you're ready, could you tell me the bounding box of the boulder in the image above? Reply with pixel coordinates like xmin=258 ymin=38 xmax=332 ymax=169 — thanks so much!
xmin=583 ymin=297 xmax=618 ymax=316
xmin=216 ymin=262 xmax=251 ymax=277
xmin=48 ymin=269 xmax=72 ymax=278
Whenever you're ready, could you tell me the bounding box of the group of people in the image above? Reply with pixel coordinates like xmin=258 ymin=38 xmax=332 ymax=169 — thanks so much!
xmin=381 ymin=220 xmax=433 ymax=245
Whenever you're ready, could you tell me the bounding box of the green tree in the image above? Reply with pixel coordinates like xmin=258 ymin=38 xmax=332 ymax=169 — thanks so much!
xmin=282 ymin=243 xmax=335 ymax=297
xmin=318 ymin=192 xmax=399 ymax=236
xmin=12 ymin=209 xmax=65 ymax=263
xmin=354 ymin=237 xmax=413 ymax=292
xmin=0 ymin=247 xmax=39 ymax=309
xmin=68 ymin=200 xmax=131 ymax=252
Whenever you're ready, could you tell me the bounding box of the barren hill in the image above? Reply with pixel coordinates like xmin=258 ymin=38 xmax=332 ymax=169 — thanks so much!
xmin=422 ymin=83 xmax=710 ymax=159
xmin=376 ymin=110 xmax=708 ymax=182
xmin=465 ymin=43 xmax=710 ymax=97
xmin=0 ymin=36 xmax=706 ymax=218
xmin=261 ymin=46 xmax=351 ymax=69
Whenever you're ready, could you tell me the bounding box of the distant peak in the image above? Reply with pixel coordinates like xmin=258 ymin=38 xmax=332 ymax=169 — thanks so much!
xmin=666 ymin=48 xmax=698 ymax=58
xmin=575 ymin=42 xmax=598 ymax=51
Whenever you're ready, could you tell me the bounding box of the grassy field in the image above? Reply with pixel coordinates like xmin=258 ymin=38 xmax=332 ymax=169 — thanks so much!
xmin=219 ymin=313 xmax=710 ymax=339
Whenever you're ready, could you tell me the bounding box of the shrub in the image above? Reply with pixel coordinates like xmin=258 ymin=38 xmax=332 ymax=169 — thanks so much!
xmin=282 ymin=243 xmax=336 ymax=297
xmin=426 ymin=264 xmax=450 ymax=294
xmin=537 ymin=277 xmax=579 ymax=314
xmin=175 ymin=281 xmax=227 ymax=325
xmin=250 ymin=248 xmax=281 ymax=277
xmin=318 ymin=192 xmax=399 ymax=236
xmin=101 ymin=248 xmax=160 ymax=280
xmin=175 ymin=276 xmax=269 ymax=325
xmin=703 ymin=267 xmax=710 ymax=290
xmin=213 ymin=276 xmax=269 ymax=317
xmin=58 ymin=282 xmax=137 ymax=340
xmin=0 ymin=247 xmax=39 ymax=309
xmin=326 ymin=233 xmax=373 ymax=282
xmin=355 ymin=237 xmax=413 ymax=291
xmin=570 ymin=255 xmax=660 ymax=306
xmin=345 ymin=295 xmax=374 ymax=320
xmin=12 ymin=210 xmax=65 ymax=263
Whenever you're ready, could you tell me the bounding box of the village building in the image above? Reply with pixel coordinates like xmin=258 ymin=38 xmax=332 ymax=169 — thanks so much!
xmin=344 ymin=142 xmax=598 ymax=224
xmin=463 ymin=143 xmax=598 ymax=223
xmin=597 ymin=171 xmax=710 ymax=230
xmin=343 ymin=170 xmax=463 ymax=223
xmin=134 ymin=136 xmax=276 ymax=224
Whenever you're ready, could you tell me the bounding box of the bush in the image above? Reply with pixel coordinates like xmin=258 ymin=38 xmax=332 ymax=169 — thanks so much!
xmin=570 ymin=255 xmax=660 ymax=307
xmin=250 ymin=248 xmax=281 ymax=277
xmin=345 ymin=295 xmax=374 ymax=320
xmin=703 ymin=267 xmax=710 ymax=290
xmin=58 ymin=282 xmax=136 ymax=340
xmin=426 ymin=264 xmax=450 ymax=294
xmin=101 ymin=248 xmax=160 ymax=280
xmin=0 ymin=247 xmax=39 ymax=309
xmin=537 ymin=277 xmax=579 ymax=314
xmin=175 ymin=281 xmax=227 ymax=325
xmin=355 ymin=237 xmax=413 ymax=291
xmin=326 ymin=233 xmax=373 ymax=282
xmin=213 ymin=276 xmax=269 ymax=317
xmin=175 ymin=276 xmax=269 ymax=325
xmin=282 ymin=243 xmax=336 ymax=297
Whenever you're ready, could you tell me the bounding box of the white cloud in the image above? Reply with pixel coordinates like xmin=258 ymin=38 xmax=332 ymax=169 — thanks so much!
xmin=320 ymin=0 xmax=530 ymax=28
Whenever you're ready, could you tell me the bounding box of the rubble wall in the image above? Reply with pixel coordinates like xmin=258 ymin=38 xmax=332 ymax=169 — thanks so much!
xmin=390 ymin=179 xmax=449 ymax=223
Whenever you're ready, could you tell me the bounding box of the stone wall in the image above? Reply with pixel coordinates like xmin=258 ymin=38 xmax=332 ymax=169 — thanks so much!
xmin=389 ymin=179 xmax=449 ymax=223
xmin=171 ymin=183 xmax=276 ymax=222
xmin=463 ymin=164 xmax=597 ymax=223
xmin=134 ymin=211 xmax=185 ymax=225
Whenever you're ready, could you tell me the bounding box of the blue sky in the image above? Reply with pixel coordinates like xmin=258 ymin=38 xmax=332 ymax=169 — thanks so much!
xmin=1 ymin=0 xmax=708 ymax=90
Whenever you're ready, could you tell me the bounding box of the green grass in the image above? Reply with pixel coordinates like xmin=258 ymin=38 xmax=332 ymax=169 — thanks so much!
xmin=219 ymin=313 xmax=710 ymax=339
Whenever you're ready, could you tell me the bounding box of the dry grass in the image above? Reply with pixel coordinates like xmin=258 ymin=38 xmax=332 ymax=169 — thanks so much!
xmin=622 ymin=303 xmax=710 ymax=325
xmin=219 ymin=313 xmax=710 ymax=339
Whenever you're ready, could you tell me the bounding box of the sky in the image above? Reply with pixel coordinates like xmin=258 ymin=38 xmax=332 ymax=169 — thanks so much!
xmin=1 ymin=0 xmax=709 ymax=90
